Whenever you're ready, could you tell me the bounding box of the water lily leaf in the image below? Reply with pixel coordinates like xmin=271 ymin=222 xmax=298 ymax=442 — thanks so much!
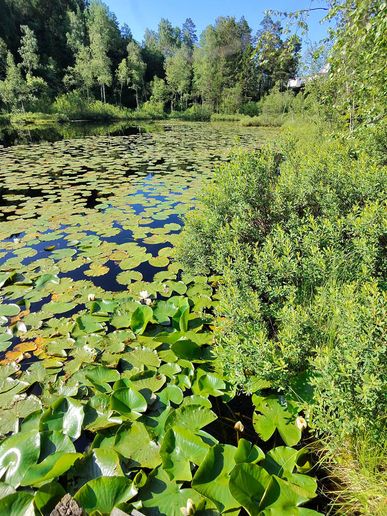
xmin=73 ymin=315 xmax=105 ymax=336
xmin=128 ymin=370 xmax=166 ymax=393
xmin=130 ymin=305 xmax=153 ymax=334
xmin=0 ymin=430 xmax=40 ymax=487
xmin=35 ymin=274 xmax=60 ymax=289
xmin=192 ymin=369 xmax=226 ymax=397
xmin=40 ymin=431 xmax=75 ymax=459
xmin=160 ymin=426 xmax=210 ymax=481
xmin=171 ymin=339 xmax=202 ymax=361
xmin=252 ymin=395 xmax=301 ymax=446
xmin=158 ymin=385 xmax=184 ymax=405
xmin=42 ymin=301 xmax=77 ymax=314
xmin=114 ymin=422 xmax=161 ymax=469
xmin=34 ymin=481 xmax=66 ymax=515
xmin=85 ymin=366 xmax=121 ymax=393
xmin=111 ymin=387 xmax=147 ymax=416
xmin=262 ymin=446 xmax=299 ymax=478
xmin=165 ymin=404 xmax=217 ymax=432
xmin=0 ymin=492 xmax=35 ymax=515
xmin=192 ymin=444 xmax=239 ymax=513
xmin=21 ymin=451 xmax=82 ymax=487
xmin=74 ymin=476 xmax=137 ymax=515
xmin=40 ymin=397 xmax=84 ymax=440
xmin=261 ymin=475 xmax=318 ymax=512
xmin=235 ymin=438 xmax=265 ymax=465
xmin=0 ymin=304 xmax=20 ymax=317
xmin=229 ymin=463 xmax=272 ymax=515
xmin=140 ymin=468 xmax=204 ymax=516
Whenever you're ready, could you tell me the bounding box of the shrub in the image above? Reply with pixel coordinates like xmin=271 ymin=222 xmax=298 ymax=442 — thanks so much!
xmin=135 ymin=100 xmax=166 ymax=119
xmin=240 ymin=101 xmax=261 ymax=117
xmin=177 ymin=126 xmax=387 ymax=444
xmin=211 ymin=113 xmax=244 ymax=122
xmin=240 ymin=114 xmax=284 ymax=127
xmin=53 ymin=91 xmax=129 ymax=121
xmin=173 ymin=104 xmax=212 ymax=121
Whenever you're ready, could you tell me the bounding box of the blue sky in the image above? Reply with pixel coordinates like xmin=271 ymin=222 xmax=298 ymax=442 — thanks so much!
xmin=107 ymin=0 xmax=330 ymax=44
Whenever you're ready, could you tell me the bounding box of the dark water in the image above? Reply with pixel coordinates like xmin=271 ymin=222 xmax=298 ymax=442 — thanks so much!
xmin=0 ymin=120 xmax=152 ymax=147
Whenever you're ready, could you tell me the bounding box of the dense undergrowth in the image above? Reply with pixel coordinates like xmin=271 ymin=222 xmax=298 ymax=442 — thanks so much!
xmin=177 ymin=121 xmax=387 ymax=513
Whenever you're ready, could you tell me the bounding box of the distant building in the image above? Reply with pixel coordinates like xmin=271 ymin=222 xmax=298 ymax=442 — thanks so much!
xmin=287 ymin=63 xmax=330 ymax=91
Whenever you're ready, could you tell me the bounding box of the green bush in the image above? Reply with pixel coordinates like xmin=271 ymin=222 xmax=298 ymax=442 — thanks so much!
xmin=134 ymin=100 xmax=166 ymax=119
xmin=240 ymin=101 xmax=261 ymax=117
xmin=173 ymin=104 xmax=212 ymax=121
xmin=53 ymin=91 xmax=130 ymax=121
xmin=211 ymin=113 xmax=244 ymax=122
xmin=240 ymin=114 xmax=284 ymax=127
xmin=177 ymin=127 xmax=387 ymax=443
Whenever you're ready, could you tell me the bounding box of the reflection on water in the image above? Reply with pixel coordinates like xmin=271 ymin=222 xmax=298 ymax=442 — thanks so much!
xmin=0 ymin=120 xmax=157 ymax=147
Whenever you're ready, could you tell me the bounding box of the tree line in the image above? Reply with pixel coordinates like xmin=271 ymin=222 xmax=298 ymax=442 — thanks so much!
xmin=0 ymin=0 xmax=301 ymax=113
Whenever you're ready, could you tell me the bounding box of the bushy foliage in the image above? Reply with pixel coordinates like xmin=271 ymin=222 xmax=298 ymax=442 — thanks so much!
xmin=173 ymin=104 xmax=212 ymax=121
xmin=177 ymin=127 xmax=387 ymax=442
xmin=240 ymin=101 xmax=261 ymax=117
xmin=53 ymin=91 xmax=130 ymax=120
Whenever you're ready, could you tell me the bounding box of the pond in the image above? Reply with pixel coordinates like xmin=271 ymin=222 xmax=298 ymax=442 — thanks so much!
xmin=0 ymin=122 xmax=274 ymax=359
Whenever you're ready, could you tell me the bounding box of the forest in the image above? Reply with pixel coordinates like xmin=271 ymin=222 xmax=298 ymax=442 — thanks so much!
xmin=0 ymin=0 xmax=302 ymax=119
xmin=0 ymin=0 xmax=385 ymax=515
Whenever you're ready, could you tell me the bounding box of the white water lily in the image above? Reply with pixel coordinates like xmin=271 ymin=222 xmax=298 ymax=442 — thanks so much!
xmin=16 ymin=321 xmax=27 ymax=333
xmin=87 ymin=293 xmax=95 ymax=301
xmin=296 ymin=416 xmax=308 ymax=431
xmin=234 ymin=421 xmax=245 ymax=433
xmin=180 ymin=499 xmax=195 ymax=516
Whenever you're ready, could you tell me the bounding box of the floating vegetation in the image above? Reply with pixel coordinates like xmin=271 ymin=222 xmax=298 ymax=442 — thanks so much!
xmin=0 ymin=123 xmax=321 ymax=514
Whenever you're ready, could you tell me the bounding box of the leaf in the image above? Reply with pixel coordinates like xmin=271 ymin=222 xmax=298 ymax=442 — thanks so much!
xmin=140 ymin=468 xmax=204 ymax=516
xmin=0 ymin=304 xmax=20 ymax=317
xmin=261 ymin=475 xmax=318 ymax=512
xmin=160 ymin=426 xmax=210 ymax=481
xmin=0 ymin=430 xmax=40 ymax=487
xmin=40 ymin=397 xmax=84 ymax=440
xmin=111 ymin=387 xmax=147 ymax=416
xmin=114 ymin=422 xmax=161 ymax=469
xmin=252 ymin=395 xmax=301 ymax=446
xmin=34 ymin=481 xmax=66 ymax=515
xmin=234 ymin=438 xmax=265 ymax=464
xmin=74 ymin=477 xmax=137 ymax=515
xmin=262 ymin=447 xmax=299 ymax=478
xmin=0 ymin=492 xmax=34 ymax=515
xmin=165 ymin=404 xmax=217 ymax=432
xmin=229 ymin=463 xmax=272 ymax=515
xmin=21 ymin=452 xmax=82 ymax=487
xmin=192 ymin=444 xmax=240 ymax=513
xmin=85 ymin=366 xmax=121 ymax=393
xmin=130 ymin=305 xmax=153 ymax=334
xmin=192 ymin=369 xmax=226 ymax=397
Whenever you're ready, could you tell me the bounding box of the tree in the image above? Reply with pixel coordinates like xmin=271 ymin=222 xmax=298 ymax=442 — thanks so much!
xmin=116 ymin=57 xmax=129 ymax=105
xmin=126 ymin=41 xmax=146 ymax=108
xmin=0 ymin=51 xmax=28 ymax=110
xmin=157 ymin=18 xmax=181 ymax=57
xmin=88 ymin=0 xmax=112 ymax=102
xmin=150 ymin=76 xmax=170 ymax=106
xmin=19 ymin=25 xmax=39 ymax=75
xmin=165 ymin=46 xmax=192 ymax=110
xmin=255 ymin=14 xmax=301 ymax=94
xmin=182 ymin=18 xmax=197 ymax=49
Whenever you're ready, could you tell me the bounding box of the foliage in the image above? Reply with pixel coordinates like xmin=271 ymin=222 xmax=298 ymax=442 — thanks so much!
xmin=173 ymin=104 xmax=212 ymax=121
xmin=177 ymin=127 xmax=387 ymax=445
xmin=0 ymin=277 xmax=321 ymax=514
xmin=52 ymin=91 xmax=130 ymax=120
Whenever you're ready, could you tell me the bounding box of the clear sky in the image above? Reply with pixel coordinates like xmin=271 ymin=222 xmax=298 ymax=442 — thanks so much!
xmin=106 ymin=0 xmax=330 ymax=44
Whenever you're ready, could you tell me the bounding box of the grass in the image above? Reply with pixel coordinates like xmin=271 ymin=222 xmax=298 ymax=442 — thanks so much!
xmin=320 ymin=435 xmax=387 ymax=514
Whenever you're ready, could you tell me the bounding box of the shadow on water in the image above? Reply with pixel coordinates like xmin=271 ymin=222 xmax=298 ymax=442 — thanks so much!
xmin=0 ymin=120 xmax=152 ymax=147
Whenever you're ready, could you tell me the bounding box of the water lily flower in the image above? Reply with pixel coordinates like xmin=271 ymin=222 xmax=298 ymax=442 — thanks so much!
xmin=139 ymin=290 xmax=150 ymax=300
xmin=16 ymin=321 xmax=27 ymax=333
xmin=180 ymin=499 xmax=195 ymax=516
xmin=234 ymin=421 xmax=245 ymax=433
xmin=87 ymin=293 xmax=96 ymax=301
xmin=145 ymin=298 xmax=152 ymax=306
xmin=296 ymin=416 xmax=308 ymax=431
